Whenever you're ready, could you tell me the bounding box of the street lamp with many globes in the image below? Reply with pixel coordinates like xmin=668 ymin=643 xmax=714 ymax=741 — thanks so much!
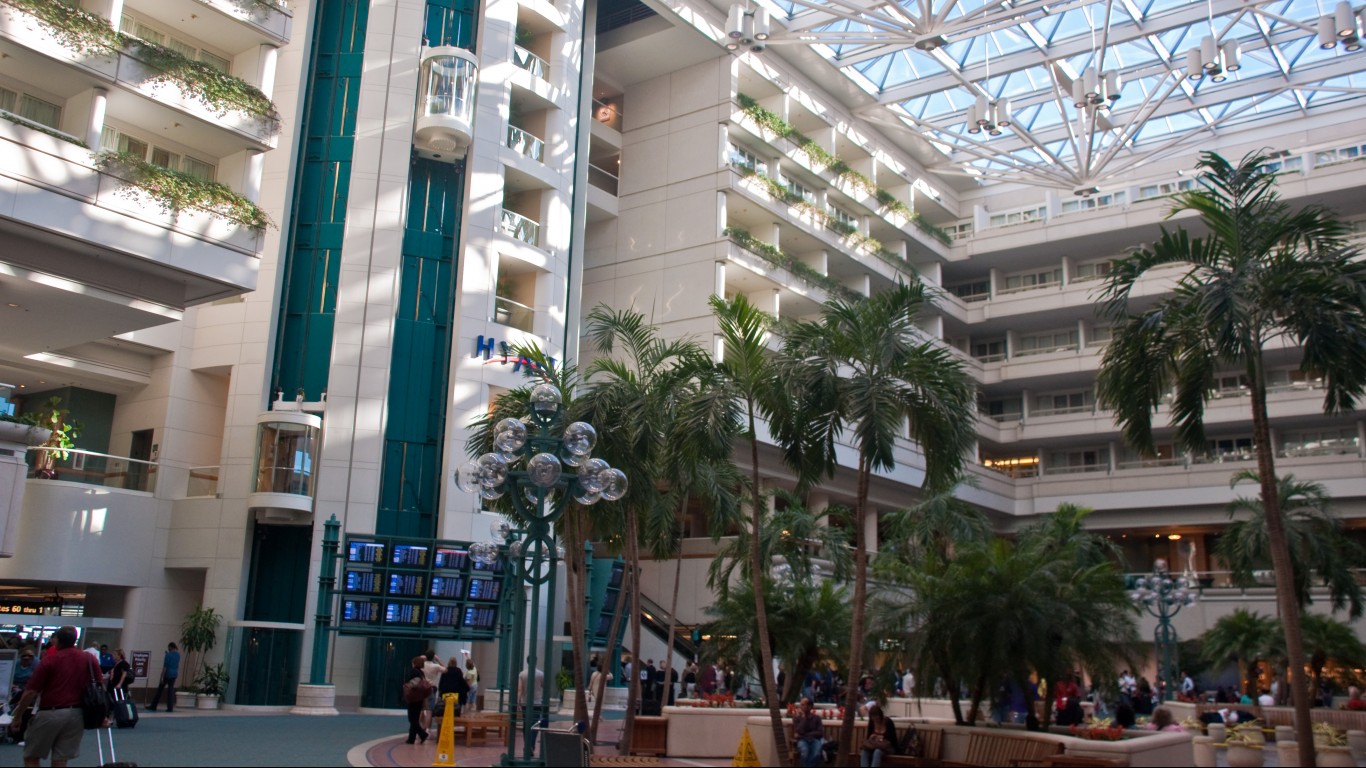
xmin=455 ymin=382 xmax=626 ymax=766
xmin=1128 ymin=558 xmax=1199 ymax=702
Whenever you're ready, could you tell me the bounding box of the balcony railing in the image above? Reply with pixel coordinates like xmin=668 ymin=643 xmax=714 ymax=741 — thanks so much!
xmin=506 ymin=125 xmax=544 ymax=162
xmin=494 ymin=295 xmax=535 ymax=332
xmin=588 ymin=163 xmax=619 ymax=195
xmin=499 ymin=208 xmax=541 ymax=247
xmin=512 ymin=46 xmax=548 ymax=81
xmin=27 ymin=448 xmax=157 ymax=492
xmin=187 ymin=465 xmax=220 ymax=497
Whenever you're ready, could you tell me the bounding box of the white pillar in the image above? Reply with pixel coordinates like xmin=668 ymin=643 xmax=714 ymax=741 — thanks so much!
xmin=256 ymin=44 xmax=280 ymax=99
xmin=86 ymin=87 xmax=108 ymax=150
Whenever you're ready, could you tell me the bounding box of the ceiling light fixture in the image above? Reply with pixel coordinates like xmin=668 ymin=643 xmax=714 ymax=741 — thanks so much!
xmin=1319 ymin=2 xmax=1364 ymax=50
xmin=725 ymin=4 xmax=769 ymax=53
xmin=1071 ymin=67 xmax=1121 ymax=108
xmin=1184 ymin=36 xmax=1240 ymax=81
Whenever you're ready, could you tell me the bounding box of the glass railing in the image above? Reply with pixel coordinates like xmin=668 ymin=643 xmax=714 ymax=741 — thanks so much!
xmin=494 ymin=295 xmax=535 ymax=332
xmin=588 ymin=163 xmax=619 ymax=195
xmin=26 ymin=448 xmax=158 ymax=492
xmin=186 ymin=466 xmax=220 ymax=497
xmin=512 ymin=46 xmax=548 ymax=81
xmin=499 ymin=208 xmax=540 ymax=247
xmin=506 ymin=125 xmax=544 ymax=162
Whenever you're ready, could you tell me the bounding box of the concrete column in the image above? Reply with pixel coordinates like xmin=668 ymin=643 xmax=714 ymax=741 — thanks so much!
xmin=243 ymin=149 xmax=264 ymax=204
xmin=770 ymin=222 xmax=781 ymax=250
xmin=718 ymin=191 xmax=728 ymax=236
xmin=863 ymin=507 xmax=879 ymax=554
xmin=88 ymin=0 xmax=125 ymax=23
xmin=808 ymin=492 xmax=830 ymax=527
xmin=714 ymin=260 xmax=727 ymax=298
xmin=718 ymin=123 xmax=729 ymax=168
xmin=1060 ymin=256 xmax=1072 ymax=286
xmin=988 ymin=267 xmax=999 ymax=297
xmin=256 ymin=44 xmax=279 ymax=99
xmin=86 ymin=87 xmax=108 ymax=150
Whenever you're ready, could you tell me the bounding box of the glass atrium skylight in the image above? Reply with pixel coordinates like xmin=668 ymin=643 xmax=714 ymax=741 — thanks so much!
xmin=731 ymin=0 xmax=1366 ymax=190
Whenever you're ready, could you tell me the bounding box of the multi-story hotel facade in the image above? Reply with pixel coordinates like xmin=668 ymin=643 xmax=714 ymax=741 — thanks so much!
xmin=1 ymin=0 xmax=1365 ymax=708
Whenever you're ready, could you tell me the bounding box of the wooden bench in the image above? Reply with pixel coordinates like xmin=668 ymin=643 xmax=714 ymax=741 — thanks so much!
xmin=447 ymin=714 xmax=510 ymax=747
xmin=948 ymin=731 xmax=1062 ymax=767
xmin=883 ymin=726 xmax=945 ymax=767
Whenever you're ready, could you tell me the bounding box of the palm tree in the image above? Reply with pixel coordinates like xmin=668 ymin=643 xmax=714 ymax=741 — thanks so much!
xmin=1218 ymin=470 xmax=1365 ymax=618
xmin=577 ymin=306 xmax=712 ymax=753
xmin=1097 ymin=150 xmax=1366 ymax=767
xmin=780 ymin=281 xmax=978 ymax=764
xmin=1201 ymin=609 xmax=1281 ymax=697
xmin=1298 ymin=613 xmax=1366 ymax=702
xmin=697 ymin=293 xmax=796 ymax=766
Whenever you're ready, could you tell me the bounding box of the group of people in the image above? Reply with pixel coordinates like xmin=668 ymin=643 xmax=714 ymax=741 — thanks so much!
xmin=791 ymin=696 xmax=908 ymax=768
xmin=402 ymin=650 xmax=480 ymax=745
xmin=7 ymin=626 xmax=114 ymax=767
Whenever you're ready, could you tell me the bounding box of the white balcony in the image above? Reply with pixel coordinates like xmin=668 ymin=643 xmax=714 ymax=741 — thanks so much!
xmin=506 ymin=124 xmax=544 ymax=162
xmin=512 ymin=46 xmax=548 ymax=81
xmin=0 ymin=120 xmax=261 ymax=308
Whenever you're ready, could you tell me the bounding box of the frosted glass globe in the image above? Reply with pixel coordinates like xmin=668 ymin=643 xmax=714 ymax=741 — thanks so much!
xmin=527 ymin=452 xmax=562 ymax=488
xmin=530 ymin=383 xmax=562 ymax=415
xmin=455 ymin=461 xmax=481 ymax=493
xmin=493 ymin=418 xmax=528 ymax=454
xmin=477 ymin=453 xmax=508 ymax=487
xmin=562 ymin=422 xmax=597 ymax=456
xmin=598 ymin=468 xmax=628 ymax=501
xmin=578 ymin=458 xmax=609 ymax=493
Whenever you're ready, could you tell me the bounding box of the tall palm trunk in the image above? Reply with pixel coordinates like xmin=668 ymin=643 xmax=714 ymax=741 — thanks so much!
xmin=838 ymin=456 xmax=871 ymax=767
xmin=662 ymin=493 xmax=688 ymax=711
xmin=747 ymin=415 xmax=789 ymax=767
xmin=1250 ymin=362 xmax=1315 ymax=767
xmin=566 ymin=512 xmax=590 ymax=724
xmin=589 ymin=560 xmax=630 ymax=745
xmin=619 ymin=507 xmax=643 ymax=755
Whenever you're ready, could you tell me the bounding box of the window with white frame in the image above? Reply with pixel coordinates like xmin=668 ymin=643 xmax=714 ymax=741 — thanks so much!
xmin=1045 ymin=447 xmax=1108 ymax=472
xmin=781 ymin=175 xmax=815 ymax=204
xmin=1059 ymin=190 xmax=1126 ymax=215
xmin=1314 ymin=143 xmax=1366 ymax=168
xmin=101 ymin=126 xmax=216 ymax=181
xmin=950 ymin=279 xmax=991 ymax=302
xmin=120 ymin=13 xmax=232 ymax=72
xmin=1210 ymin=373 xmax=1248 ymax=396
xmin=1088 ymin=325 xmax=1114 ymax=345
xmin=945 ymin=221 xmax=974 ymax=240
xmin=971 ymin=338 xmax=1006 ymax=362
xmin=980 ymin=397 xmax=1022 ymax=421
xmin=727 ymin=143 xmax=766 ymax=175
xmin=1263 ymin=156 xmax=1304 ymax=174
xmin=1280 ymin=428 xmax=1358 ymax=457
xmin=1017 ymin=328 xmax=1079 ymax=355
xmin=988 ymin=206 xmax=1045 ymax=228
xmin=1002 ymin=267 xmax=1062 ymax=292
xmin=1073 ymin=259 xmax=1115 ymax=281
xmin=1034 ymin=389 xmax=1092 ymax=415
xmin=1204 ymin=436 xmax=1254 ymax=461
xmin=828 ymin=205 xmax=856 ymax=228
xmin=0 ymin=84 xmax=62 ymax=130
xmin=1135 ymin=178 xmax=1195 ymax=201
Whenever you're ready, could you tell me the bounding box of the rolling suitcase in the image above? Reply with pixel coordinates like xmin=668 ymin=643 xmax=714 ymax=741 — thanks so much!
xmin=95 ymin=725 xmax=138 ymax=767
xmin=112 ymin=688 xmax=137 ymax=729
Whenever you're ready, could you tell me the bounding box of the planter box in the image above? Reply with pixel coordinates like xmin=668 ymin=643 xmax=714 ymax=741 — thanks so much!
xmin=632 ymin=715 xmax=667 ymax=756
xmin=663 ymin=706 xmax=769 ymax=758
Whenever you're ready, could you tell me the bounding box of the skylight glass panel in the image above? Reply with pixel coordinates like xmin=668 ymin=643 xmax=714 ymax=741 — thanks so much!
xmin=1048 ymin=9 xmax=1100 ymax=42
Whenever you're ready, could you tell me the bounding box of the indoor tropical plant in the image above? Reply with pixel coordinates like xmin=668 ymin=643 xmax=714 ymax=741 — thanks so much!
xmin=195 ymin=662 xmax=230 ymax=708
xmin=179 ymin=605 xmax=221 ymax=697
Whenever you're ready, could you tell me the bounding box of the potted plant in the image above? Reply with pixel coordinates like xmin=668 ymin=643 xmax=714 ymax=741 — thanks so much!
xmin=1224 ymin=720 xmax=1265 ymax=768
xmin=179 ymin=605 xmax=221 ymax=703
xmin=1313 ymin=722 xmax=1355 ymax=766
xmin=195 ymin=662 xmax=230 ymax=709
xmin=17 ymin=397 xmax=80 ymax=478
xmin=556 ymin=666 xmax=573 ymax=706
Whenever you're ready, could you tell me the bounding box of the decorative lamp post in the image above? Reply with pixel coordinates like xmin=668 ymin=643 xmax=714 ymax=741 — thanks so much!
xmin=455 ymin=382 xmax=626 ymax=766
xmin=1128 ymin=558 xmax=1198 ymax=702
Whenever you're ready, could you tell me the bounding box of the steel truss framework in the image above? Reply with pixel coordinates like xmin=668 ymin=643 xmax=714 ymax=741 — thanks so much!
xmin=704 ymin=0 xmax=1366 ymax=189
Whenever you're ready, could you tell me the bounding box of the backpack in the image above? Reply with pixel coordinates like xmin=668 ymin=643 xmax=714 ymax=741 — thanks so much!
xmin=402 ymin=677 xmax=432 ymax=705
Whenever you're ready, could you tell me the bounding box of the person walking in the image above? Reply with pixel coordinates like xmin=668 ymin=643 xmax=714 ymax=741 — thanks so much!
xmin=147 ymin=641 xmax=180 ymax=712
xmin=403 ymin=656 xmax=430 ymax=745
xmin=8 ymin=625 xmax=106 ymax=767
xmin=107 ymin=650 xmax=133 ymax=698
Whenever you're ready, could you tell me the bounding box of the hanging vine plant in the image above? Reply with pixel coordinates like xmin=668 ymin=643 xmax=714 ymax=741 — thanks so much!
xmin=95 ymin=150 xmax=273 ymax=232
xmin=124 ymin=37 xmax=280 ymax=132
xmin=0 ymin=0 xmax=120 ymax=55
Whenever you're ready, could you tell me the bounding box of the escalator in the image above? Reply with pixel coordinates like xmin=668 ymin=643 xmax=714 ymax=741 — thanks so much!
xmin=638 ymin=593 xmax=699 ymax=661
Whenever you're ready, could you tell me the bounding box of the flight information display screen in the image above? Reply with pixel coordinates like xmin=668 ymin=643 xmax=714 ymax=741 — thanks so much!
xmin=340 ymin=535 xmax=500 ymax=638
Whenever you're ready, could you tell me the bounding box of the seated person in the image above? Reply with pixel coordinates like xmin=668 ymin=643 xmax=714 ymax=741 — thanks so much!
xmin=793 ymin=697 xmax=825 ymax=768
xmin=1145 ymin=706 xmax=1183 ymax=732
xmin=859 ymin=703 xmax=898 ymax=767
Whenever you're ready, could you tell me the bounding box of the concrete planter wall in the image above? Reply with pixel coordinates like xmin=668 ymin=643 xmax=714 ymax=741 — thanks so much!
xmin=662 ymin=706 xmax=768 ymax=758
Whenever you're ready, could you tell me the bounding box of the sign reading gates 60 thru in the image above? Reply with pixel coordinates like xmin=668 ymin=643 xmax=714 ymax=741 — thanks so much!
xmin=339 ymin=535 xmax=502 ymax=639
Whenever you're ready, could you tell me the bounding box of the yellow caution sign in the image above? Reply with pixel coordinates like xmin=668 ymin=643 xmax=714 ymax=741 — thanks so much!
xmin=433 ymin=693 xmax=458 ymax=766
xmin=732 ymin=726 xmax=761 ymax=767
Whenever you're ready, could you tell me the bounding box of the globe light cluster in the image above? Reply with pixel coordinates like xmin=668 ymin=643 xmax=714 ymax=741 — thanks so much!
xmin=1127 ymin=558 xmax=1198 ymax=608
xmin=454 ymin=386 xmax=628 ymax=506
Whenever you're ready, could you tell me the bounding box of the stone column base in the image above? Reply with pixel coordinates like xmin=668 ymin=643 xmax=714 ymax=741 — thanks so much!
xmin=291 ymin=683 xmax=339 ymax=715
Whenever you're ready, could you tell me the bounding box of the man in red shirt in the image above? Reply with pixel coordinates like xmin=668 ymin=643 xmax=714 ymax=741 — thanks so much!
xmin=8 ymin=626 xmax=105 ymax=767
